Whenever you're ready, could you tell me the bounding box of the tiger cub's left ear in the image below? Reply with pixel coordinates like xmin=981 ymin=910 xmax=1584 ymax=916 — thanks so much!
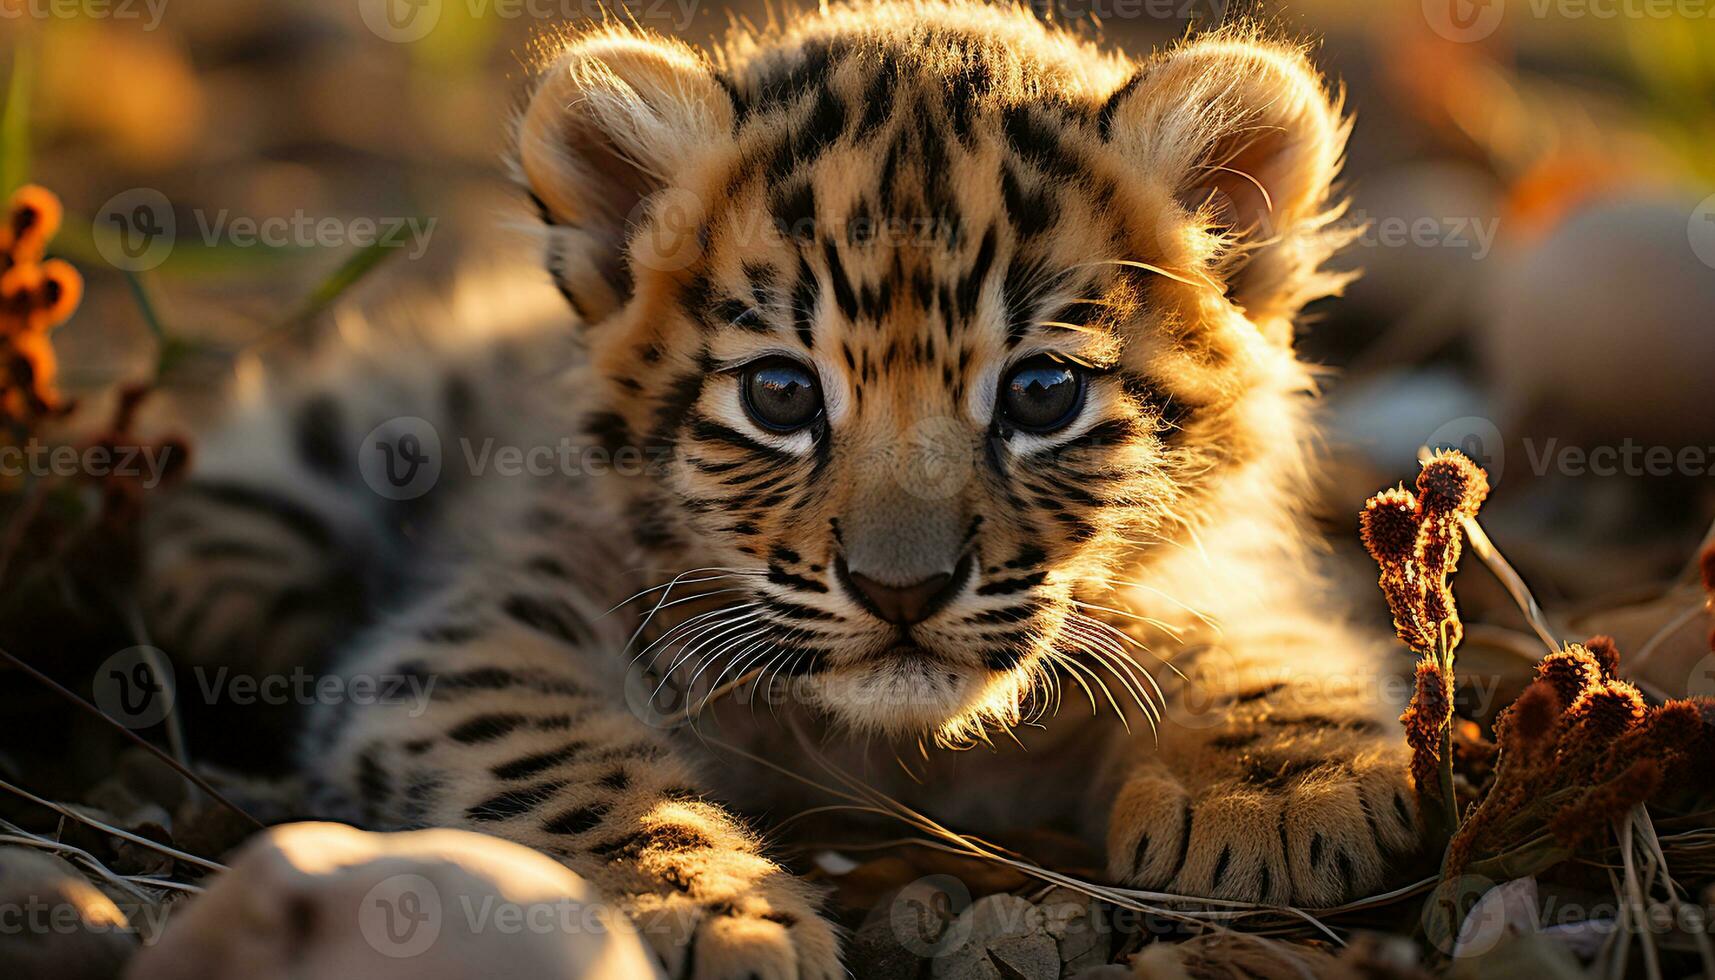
xmin=1102 ymin=35 xmax=1356 ymax=338
xmin=516 ymin=30 xmax=736 ymax=323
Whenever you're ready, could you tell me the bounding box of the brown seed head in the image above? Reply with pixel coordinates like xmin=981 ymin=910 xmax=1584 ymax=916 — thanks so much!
xmin=1536 ymin=647 xmax=1602 ymax=712
xmin=1582 ymin=635 xmax=1621 ymax=679
xmin=1401 ymin=659 xmax=1453 ymax=796
xmin=1501 ymin=679 xmax=1563 ymax=756
xmin=1416 ymin=449 xmax=1490 ymax=518
xmin=1566 ymin=679 xmax=1648 ymax=744
xmin=1360 ymin=487 xmax=1421 ymax=568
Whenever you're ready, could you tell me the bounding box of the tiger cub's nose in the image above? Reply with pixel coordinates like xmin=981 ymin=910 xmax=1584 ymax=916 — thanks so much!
xmin=835 ymin=557 xmax=961 ymax=626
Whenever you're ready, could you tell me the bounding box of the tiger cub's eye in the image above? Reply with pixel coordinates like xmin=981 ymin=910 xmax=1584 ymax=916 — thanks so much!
xmin=1000 ymin=357 xmax=1085 ymax=433
xmin=742 ymin=358 xmax=822 ymax=432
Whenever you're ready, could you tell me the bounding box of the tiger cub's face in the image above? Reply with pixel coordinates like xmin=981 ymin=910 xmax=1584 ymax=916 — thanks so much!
xmin=517 ymin=2 xmax=1354 ymax=742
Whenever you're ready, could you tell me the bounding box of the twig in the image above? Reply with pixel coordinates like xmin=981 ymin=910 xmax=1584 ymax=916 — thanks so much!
xmin=1459 ymin=514 xmax=1560 ymax=655
xmin=0 ymin=777 xmax=226 ymax=873
xmin=0 ymin=644 xmax=263 ymax=830
xmin=1626 ymin=596 xmax=1707 ymax=675
xmin=1618 ymin=810 xmax=1663 ymax=980
xmin=0 ymin=827 xmax=154 ymax=903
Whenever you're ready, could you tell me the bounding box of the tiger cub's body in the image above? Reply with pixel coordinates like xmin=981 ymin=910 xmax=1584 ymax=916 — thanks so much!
xmin=144 ymin=4 xmax=1418 ymax=975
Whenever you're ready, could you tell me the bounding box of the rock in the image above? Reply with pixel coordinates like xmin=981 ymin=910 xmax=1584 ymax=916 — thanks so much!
xmin=125 ymin=821 xmax=661 ymax=980
xmin=849 ymin=902 xmax=933 ymax=980
xmin=0 ymin=846 xmax=137 ymax=980
xmin=1038 ymin=887 xmax=1110 ymax=973
xmin=935 ymin=894 xmax=1060 ymax=980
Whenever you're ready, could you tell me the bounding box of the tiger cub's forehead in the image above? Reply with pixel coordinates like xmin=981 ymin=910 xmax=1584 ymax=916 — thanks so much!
xmin=686 ymin=33 xmax=1157 ymax=399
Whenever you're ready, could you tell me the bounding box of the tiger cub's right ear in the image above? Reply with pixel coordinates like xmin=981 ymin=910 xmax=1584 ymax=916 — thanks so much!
xmin=516 ymin=30 xmax=736 ymax=322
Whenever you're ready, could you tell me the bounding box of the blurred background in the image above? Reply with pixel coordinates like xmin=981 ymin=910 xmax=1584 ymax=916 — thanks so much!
xmin=1 ymin=0 xmax=1713 ymax=761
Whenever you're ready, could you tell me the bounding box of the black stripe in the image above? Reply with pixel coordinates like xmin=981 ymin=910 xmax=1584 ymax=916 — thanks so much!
xmin=465 ymin=780 xmax=568 ymax=822
xmin=493 ymin=741 xmax=590 ymax=780
xmin=504 ymin=594 xmax=593 ymax=647
xmin=180 ymin=480 xmax=336 ymax=552
xmin=543 ymin=801 xmax=613 ymax=835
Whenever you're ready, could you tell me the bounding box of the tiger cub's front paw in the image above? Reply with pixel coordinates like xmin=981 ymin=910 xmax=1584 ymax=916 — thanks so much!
xmin=613 ymin=846 xmax=841 ymax=980
xmin=1105 ymin=745 xmax=1421 ymax=907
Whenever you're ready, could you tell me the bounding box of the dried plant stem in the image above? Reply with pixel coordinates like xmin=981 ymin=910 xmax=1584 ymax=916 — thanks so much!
xmin=1459 ymin=514 xmax=1559 ymax=655
xmin=0 ymin=645 xmax=262 ymax=831
xmin=1638 ymin=812 xmax=1715 ymax=977
xmin=703 ymin=724 xmax=1346 ymax=942
xmin=1626 ymin=597 xmax=1706 ymax=675
xmin=1617 ymin=810 xmax=1663 ymax=980
xmin=0 ymin=776 xmax=226 ymax=873
xmin=0 ymin=826 xmax=156 ymax=903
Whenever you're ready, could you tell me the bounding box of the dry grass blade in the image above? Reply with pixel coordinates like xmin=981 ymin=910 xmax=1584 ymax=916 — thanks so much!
xmin=0 ymin=644 xmax=263 ymax=831
xmin=701 ymin=721 xmax=1351 ymax=944
xmin=0 ymin=776 xmax=226 ymax=874
xmin=1458 ymin=513 xmax=1559 ymax=655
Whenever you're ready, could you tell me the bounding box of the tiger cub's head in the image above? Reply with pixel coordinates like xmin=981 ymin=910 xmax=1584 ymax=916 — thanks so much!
xmin=516 ymin=1 xmax=1355 ymax=742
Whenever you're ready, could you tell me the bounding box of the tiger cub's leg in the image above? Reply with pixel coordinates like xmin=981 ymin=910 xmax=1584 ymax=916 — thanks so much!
xmin=1103 ymin=625 xmax=1422 ymax=906
xmin=304 ymin=572 xmax=841 ymax=980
